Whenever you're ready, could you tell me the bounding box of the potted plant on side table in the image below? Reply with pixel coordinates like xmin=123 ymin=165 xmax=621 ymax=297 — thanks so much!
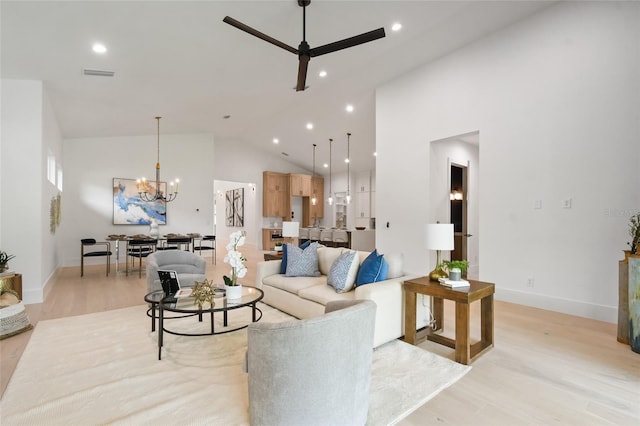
xmin=626 ymin=212 xmax=640 ymax=260
xmin=223 ymin=230 xmax=247 ymax=300
xmin=442 ymin=260 xmax=469 ymax=282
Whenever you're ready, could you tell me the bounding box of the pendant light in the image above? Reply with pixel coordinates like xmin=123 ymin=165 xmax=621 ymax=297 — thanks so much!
xmin=137 ymin=116 xmax=179 ymax=203
xmin=327 ymin=138 xmax=333 ymax=206
xmin=345 ymin=132 xmax=351 ymax=204
xmin=311 ymin=143 xmax=317 ymax=206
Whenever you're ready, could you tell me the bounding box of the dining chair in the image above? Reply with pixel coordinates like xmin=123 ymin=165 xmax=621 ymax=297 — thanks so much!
xmin=80 ymin=238 xmax=112 ymax=277
xmin=157 ymin=236 xmax=192 ymax=251
xmin=194 ymin=235 xmax=216 ymax=264
xmin=127 ymin=239 xmax=157 ymax=278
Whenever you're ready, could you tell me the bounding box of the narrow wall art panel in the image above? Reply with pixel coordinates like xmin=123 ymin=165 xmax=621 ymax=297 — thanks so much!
xmin=113 ymin=177 xmax=166 ymax=225
xmin=225 ymin=188 xmax=245 ymax=227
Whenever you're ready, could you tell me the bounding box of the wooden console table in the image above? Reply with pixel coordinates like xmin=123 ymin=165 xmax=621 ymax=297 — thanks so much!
xmin=403 ymin=276 xmax=495 ymax=365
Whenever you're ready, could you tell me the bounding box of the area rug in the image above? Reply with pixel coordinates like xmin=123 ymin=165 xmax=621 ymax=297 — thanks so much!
xmin=0 ymin=303 xmax=470 ymax=425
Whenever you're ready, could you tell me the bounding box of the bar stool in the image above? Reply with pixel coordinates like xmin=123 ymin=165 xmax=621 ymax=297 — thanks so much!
xmin=299 ymin=228 xmax=310 ymax=245
xmin=332 ymin=230 xmax=349 ymax=248
xmin=308 ymin=228 xmax=321 ymax=242
xmin=320 ymin=229 xmax=334 ymax=247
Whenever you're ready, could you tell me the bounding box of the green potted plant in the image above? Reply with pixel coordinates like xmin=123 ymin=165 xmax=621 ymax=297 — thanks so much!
xmin=628 ymin=212 xmax=640 ymax=256
xmin=0 ymin=251 xmax=16 ymax=273
xmin=442 ymin=259 xmax=469 ymax=281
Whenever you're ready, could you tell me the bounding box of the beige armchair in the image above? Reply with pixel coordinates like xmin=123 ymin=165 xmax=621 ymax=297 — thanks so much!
xmin=246 ymin=300 xmax=376 ymax=426
xmin=145 ymin=250 xmax=206 ymax=293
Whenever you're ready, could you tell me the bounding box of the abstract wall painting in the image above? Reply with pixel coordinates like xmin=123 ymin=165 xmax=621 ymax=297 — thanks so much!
xmin=225 ymin=188 xmax=244 ymax=227
xmin=113 ymin=178 xmax=166 ymax=225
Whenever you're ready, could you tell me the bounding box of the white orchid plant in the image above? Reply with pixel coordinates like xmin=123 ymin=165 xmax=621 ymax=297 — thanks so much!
xmin=223 ymin=230 xmax=247 ymax=286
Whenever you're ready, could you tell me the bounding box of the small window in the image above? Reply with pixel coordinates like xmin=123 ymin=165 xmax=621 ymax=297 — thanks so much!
xmin=47 ymin=152 xmax=56 ymax=185
xmin=57 ymin=166 xmax=63 ymax=191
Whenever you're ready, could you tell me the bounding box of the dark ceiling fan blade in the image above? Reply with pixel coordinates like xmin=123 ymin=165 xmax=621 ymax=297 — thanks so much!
xmin=296 ymin=55 xmax=310 ymax=91
xmin=223 ymin=16 xmax=298 ymax=55
xmin=309 ymin=27 xmax=386 ymax=57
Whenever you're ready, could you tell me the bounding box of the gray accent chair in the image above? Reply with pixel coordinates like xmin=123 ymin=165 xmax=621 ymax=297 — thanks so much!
xmin=246 ymin=299 xmax=377 ymax=426
xmin=145 ymin=250 xmax=207 ymax=293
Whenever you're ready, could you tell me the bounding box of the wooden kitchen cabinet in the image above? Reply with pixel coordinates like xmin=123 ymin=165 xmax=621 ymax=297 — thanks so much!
xmin=263 ymin=171 xmax=290 ymax=218
xmin=290 ymin=174 xmax=311 ymax=196
xmin=303 ymin=176 xmax=324 ymax=227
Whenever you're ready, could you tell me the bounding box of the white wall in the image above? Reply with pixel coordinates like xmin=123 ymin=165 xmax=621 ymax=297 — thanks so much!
xmin=63 ymin=133 xmax=215 ymax=266
xmin=214 ymin=180 xmax=258 ymax=249
xmin=376 ymin=1 xmax=640 ymax=322
xmin=213 ymin=139 xmax=311 ymax=248
xmin=1 ymin=79 xmax=63 ymax=303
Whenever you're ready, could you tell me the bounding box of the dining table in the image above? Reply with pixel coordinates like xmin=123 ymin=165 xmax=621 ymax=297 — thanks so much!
xmin=106 ymin=233 xmax=206 ymax=273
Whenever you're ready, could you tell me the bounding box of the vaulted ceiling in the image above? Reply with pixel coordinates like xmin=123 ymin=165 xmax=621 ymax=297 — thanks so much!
xmin=1 ymin=1 xmax=552 ymax=174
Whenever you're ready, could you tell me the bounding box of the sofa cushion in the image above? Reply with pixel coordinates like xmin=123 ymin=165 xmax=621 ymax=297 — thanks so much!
xmin=280 ymin=241 xmax=311 ymax=274
xmin=298 ymin=283 xmax=356 ymax=306
xmin=356 ymin=249 xmax=389 ymax=286
xmin=327 ymin=250 xmax=360 ymax=293
xmin=383 ymin=252 xmax=403 ymax=279
xmin=263 ymin=274 xmax=327 ymax=294
xmin=317 ymin=246 xmax=345 ymax=276
xmin=286 ymin=242 xmax=321 ymax=277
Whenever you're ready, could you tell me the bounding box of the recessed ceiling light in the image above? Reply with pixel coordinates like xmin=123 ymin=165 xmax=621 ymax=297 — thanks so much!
xmin=323 ymin=163 xmax=328 ymax=168
xmin=306 ymin=123 xmax=313 ymax=130
xmin=273 ymin=138 xmax=279 ymax=144
xmin=391 ymin=23 xmax=402 ymax=32
xmin=373 ymin=152 xmax=378 ymax=156
xmin=345 ymin=104 xmax=354 ymax=113
xmin=319 ymin=70 xmax=327 ymax=78
xmin=92 ymin=43 xmax=107 ymax=54
xmin=344 ymin=158 xmax=350 ymax=163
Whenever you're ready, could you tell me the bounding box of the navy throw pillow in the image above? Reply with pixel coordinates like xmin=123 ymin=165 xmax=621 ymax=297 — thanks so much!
xmin=356 ymin=249 xmax=389 ymax=286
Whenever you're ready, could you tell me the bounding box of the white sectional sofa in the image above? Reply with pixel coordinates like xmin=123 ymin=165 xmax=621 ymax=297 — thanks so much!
xmin=254 ymin=245 xmax=417 ymax=348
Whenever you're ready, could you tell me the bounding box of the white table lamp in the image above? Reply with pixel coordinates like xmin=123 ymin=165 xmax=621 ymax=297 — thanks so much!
xmin=282 ymin=221 xmax=300 ymax=246
xmin=425 ymin=223 xmax=454 ymax=281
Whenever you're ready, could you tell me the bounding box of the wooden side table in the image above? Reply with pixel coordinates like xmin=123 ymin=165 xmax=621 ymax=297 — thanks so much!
xmin=403 ymin=276 xmax=495 ymax=365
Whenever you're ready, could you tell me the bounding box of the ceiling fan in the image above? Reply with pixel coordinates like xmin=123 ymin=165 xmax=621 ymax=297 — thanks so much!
xmin=223 ymin=0 xmax=386 ymax=91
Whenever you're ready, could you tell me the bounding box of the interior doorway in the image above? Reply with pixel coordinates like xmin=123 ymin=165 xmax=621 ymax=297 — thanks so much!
xmin=429 ymin=131 xmax=479 ymax=279
xmin=450 ymin=164 xmax=468 ymax=261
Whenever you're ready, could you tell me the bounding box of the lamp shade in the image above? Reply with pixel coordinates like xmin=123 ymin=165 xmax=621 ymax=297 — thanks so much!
xmin=424 ymin=223 xmax=454 ymax=250
xmin=282 ymin=221 xmax=300 ymax=238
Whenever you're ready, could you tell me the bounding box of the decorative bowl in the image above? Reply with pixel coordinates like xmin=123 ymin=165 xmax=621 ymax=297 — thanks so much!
xmin=355 ymin=227 xmax=366 ymax=230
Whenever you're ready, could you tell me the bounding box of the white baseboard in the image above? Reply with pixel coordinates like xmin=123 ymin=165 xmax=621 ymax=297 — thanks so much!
xmin=496 ymin=288 xmax=617 ymax=324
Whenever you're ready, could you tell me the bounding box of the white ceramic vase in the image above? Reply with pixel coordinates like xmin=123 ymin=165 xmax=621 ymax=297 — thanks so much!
xmin=225 ymin=284 xmax=243 ymax=300
xmin=149 ymin=219 xmax=159 ymax=238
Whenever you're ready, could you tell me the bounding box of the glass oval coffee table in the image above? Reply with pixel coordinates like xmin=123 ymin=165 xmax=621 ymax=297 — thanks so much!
xmin=157 ymin=285 xmax=264 ymax=360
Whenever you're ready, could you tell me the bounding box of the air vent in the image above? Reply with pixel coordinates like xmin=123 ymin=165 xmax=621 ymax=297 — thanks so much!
xmin=83 ymin=68 xmax=115 ymax=77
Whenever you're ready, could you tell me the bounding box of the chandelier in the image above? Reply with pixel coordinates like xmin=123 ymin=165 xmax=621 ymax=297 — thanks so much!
xmin=137 ymin=116 xmax=179 ymax=203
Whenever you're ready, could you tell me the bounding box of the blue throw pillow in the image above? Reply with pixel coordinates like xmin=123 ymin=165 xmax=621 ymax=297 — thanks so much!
xmin=356 ymin=249 xmax=389 ymax=286
xmin=280 ymin=240 xmax=311 ymax=274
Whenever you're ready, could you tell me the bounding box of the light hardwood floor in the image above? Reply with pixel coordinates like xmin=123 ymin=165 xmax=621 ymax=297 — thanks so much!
xmin=1 ymin=246 xmax=639 ymax=425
